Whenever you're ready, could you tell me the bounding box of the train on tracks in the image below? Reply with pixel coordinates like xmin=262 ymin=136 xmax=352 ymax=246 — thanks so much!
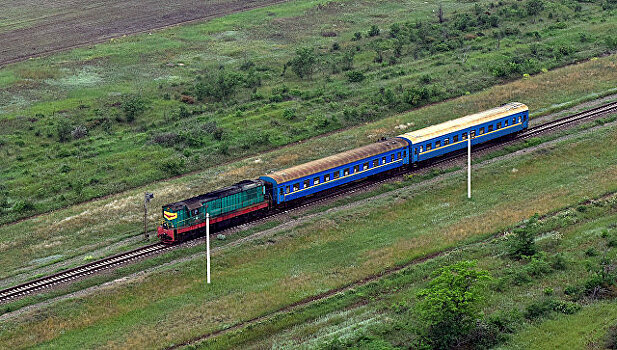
xmin=158 ymin=102 xmax=529 ymax=243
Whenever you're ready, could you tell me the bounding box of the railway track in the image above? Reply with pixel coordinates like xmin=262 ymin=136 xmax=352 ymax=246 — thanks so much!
xmin=2 ymin=100 xmax=616 ymax=305
xmin=0 ymin=243 xmax=170 ymax=303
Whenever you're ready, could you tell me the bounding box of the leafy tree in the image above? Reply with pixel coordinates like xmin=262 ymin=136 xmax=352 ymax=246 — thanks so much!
xmin=526 ymin=0 xmax=545 ymax=18
xmin=340 ymin=50 xmax=355 ymax=71
xmin=415 ymin=261 xmax=491 ymax=349
xmin=288 ymin=47 xmax=317 ymax=79
xmin=122 ymin=95 xmax=147 ymax=122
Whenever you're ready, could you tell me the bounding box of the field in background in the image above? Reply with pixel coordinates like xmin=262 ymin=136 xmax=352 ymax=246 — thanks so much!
xmin=2 ymin=0 xmax=617 ymax=224
xmin=2 ymin=113 xmax=617 ymax=348
xmin=0 ymin=0 xmax=288 ymax=65
xmin=1 ymin=54 xmax=616 ymax=283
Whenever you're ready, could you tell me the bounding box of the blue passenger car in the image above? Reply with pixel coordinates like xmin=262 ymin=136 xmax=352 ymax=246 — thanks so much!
xmin=398 ymin=102 xmax=529 ymax=163
xmin=260 ymin=138 xmax=409 ymax=204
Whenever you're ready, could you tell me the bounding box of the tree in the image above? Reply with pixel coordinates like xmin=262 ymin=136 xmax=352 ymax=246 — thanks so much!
xmin=122 ymin=95 xmax=147 ymax=122
xmin=415 ymin=261 xmax=490 ymax=349
xmin=526 ymin=0 xmax=545 ymax=18
xmin=288 ymin=47 xmax=317 ymax=79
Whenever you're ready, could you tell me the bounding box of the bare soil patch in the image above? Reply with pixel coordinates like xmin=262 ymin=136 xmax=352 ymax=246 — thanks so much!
xmin=0 ymin=0 xmax=288 ymax=66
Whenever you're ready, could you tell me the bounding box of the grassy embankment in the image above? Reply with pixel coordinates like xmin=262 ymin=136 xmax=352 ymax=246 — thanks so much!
xmin=1 ymin=0 xmax=616 ymax=223
xmin=1 ymin=106 xmax=617 ymax=348
xmin=1 ymin=52 xmax=616 ymax=285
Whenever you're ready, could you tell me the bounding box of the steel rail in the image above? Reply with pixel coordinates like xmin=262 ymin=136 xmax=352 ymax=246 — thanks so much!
xmin=2 ymin=100 xmax=615 ymax=304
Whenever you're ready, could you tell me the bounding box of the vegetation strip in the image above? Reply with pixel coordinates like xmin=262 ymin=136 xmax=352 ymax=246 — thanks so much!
xmin=3 ymin=100 xmax=613 ymax=303
xmin=3 ymin=0 xmax=617 ymax=225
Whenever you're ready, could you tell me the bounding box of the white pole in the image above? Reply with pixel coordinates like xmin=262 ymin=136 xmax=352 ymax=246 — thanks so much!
xmin=467 ymin=135 xmax=471 ymax=199
xmin=206 ymin=212 xmax=211 ymax=284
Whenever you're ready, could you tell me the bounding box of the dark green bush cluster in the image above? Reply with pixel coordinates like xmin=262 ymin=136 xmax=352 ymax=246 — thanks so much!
xmin=524 ymin=297 xmax=580 ymax=320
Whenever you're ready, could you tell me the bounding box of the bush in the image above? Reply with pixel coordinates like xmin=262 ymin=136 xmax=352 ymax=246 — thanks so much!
xmin=158 ymin=158 xmax=185 ymax=175
xmin=194 ymin=69 xmax=243 ymax=101
xmin=524 ymin=297 xmax=580 ymax=320
xmin=71 ymin=125 xmax=88 ymax=139
xmin=122 ymin=95 xmax=147 ymax=123
xmin=352 ymin=32 xmax=362 ymax=41
xmin=605 ymin=326 xmax=617 ymax=349
xmin=508 ymin=227 xmax=537 ymax=259
xmin=346 ymin=71 xmax=366 ymax=83
xmin=415 ymin=261 xmax=490 ymax=349
xmin=288 ymin=47 xmax=317 ymax=79
xmin=13 ymin=200 xmax=35 ymax=213
xmin=56 ymin=119 xmax=72 ymax=142
xmin=368 ymin=25 xmax=380 ymax=37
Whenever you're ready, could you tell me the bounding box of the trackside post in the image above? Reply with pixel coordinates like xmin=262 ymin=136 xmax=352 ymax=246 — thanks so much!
xmin=206 ymin=212 xmax=211 ymax=284
xmin=467 ymin=136 xmax=471 ymax=199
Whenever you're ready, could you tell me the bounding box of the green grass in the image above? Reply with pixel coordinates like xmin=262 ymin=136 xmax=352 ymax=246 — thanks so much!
xmin=2 ymin=115 xmax=617 ymax=349
xmin=1 ymin=52 xmax=616 ymax=285
xmin=2 ymin=0 xmax=617 ymax=224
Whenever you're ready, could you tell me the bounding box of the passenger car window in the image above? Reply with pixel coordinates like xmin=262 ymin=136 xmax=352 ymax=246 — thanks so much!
xmin=470 ymin=130 xmax=476 ymax=138
xmin=390 ymin=154 xmax=395 ymax=162
xmin=324 ymin=174 xmax=331 ymax=181
xmin=462 ymin=132 xmax=467 ymax=140
xmin=479 ymin=127 xmax=485 ymax=135
xmin=333 ymin=171 xmax=340 ymax=179
xmin=398 ymin=152 xmax=401 ymax=159
xmin=314 ymin=176 xmax=320 ymax=185
xmin=513 ymin=117 xmax=516 ymax=124
xmin=426 ymin=143 xmax=432 ymax=151
xmin=293 ymin=183 xmax=299 ymax=191
xmin=304 ymin=179 xmax=310 ymax=188
xmin=363 ymin=162 xmax=369 ymax=170
xmin=444 ymin=138 xmax=449 ymax=145
xmin=435 ymin=140 xmax=441 ymax=148
xmin=286 ymin=186 xmax=290 ymax=194
xmin=344 ymin=168 xmax=349 ymax=176
xmin=497 ymin=122 xmax=501 ymax=129
xmin=453 ymin=135 xmax=459 ymax=142
xmin=488 ymin=125 xmax=493 ymax=132
xmin=373 ymin=159 xmax=379 ymax=167
xmin=415 ymin=148 xmax=419 ymax=155
xmin=354 ymin=165 xmax=360 ymax=173
xmin=505 ymin=120 xmax=508 ymax=127
xmin=382 ymin=156 xmax=386 ymax=164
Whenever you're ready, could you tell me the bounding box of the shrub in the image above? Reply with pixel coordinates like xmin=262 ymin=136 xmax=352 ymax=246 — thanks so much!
xmin=158 ymin=158 xmax=185 ymax=175
xmin=346 ymin=71 xmax=366 ymax=83
xmin=282 ymin=108 xmax=296 ymax=120
xmin=288 ymin=47 xmax=317 ymax=79
xmin=368 ymin=24 xmax=380 ymax=37
xmin=122 ymin=95 xmax=147 ymax=123
xmin=508 ymin=227 xmax=537 ymax=259
xmin=415 ymin=261 xmax=490 ymax=349
xmin=13 ymin=200 xmax=35 ymax=213
xmin=56 ymin=119 xmax=72 ymax=142
xmin=71 ymin=125 xmax=88 ymax=139
xmin=352 ymin=32 xmax=362 ymax=41
xmin=524 ymin=297 xmax=580 ymax=320
xmin=194 ymin=69 xmax=243 ymax=101
xmin=605 ymin=326 xmax=617 ymax=349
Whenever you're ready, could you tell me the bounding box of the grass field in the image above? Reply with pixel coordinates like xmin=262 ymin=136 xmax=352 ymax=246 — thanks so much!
xmin=2 ymin=110 xmax=617 ymax=348
xmin=1 ymin=53 xmax=616 ymax=284
xmin=2 ymin=0 xmax=617 ymax=224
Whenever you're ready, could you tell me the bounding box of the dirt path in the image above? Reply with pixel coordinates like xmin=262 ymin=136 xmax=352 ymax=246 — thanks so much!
xmin=0 ymin=0 xmax=289 ymax=66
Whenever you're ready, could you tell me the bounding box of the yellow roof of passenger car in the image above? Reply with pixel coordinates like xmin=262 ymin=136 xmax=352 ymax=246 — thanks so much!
xmin=397 ymin=102 xmax=528 ymax=144
xmin=261 ymin=138 xmax=409 ymax=184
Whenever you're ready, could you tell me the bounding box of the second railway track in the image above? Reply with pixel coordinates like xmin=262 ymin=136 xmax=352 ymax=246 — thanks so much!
xmin=2 ymin=100 xmax=616 ymax=305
